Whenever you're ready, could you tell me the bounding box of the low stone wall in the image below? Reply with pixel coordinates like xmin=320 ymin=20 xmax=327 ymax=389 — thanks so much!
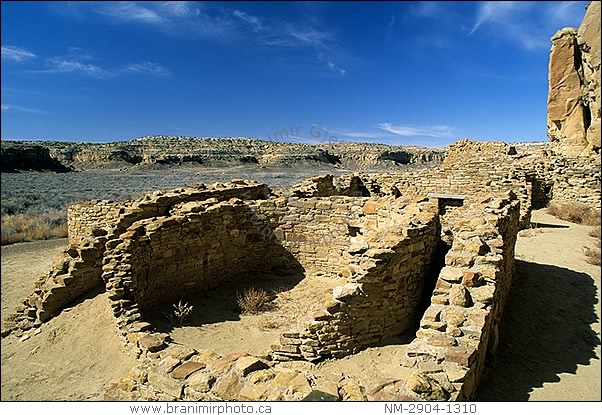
xmin=101 ymin=198 xmax=302 ymax=340
xmin=395 ymin=194 xmax=521 ymax=401
xmin=2 ymin=181 xmax=273 ymax=335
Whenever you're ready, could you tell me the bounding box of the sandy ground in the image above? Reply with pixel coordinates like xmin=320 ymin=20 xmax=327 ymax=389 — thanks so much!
xmin=477 ymin=210 xmax=601 ymax=401
xmin=0 ymin=209 xmax=600 ymax=401
xmin=1 ymin=240 xmax=136 ymax=401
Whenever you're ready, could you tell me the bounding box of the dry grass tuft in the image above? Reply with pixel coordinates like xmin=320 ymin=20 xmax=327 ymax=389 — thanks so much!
xmin=547 ymin=202 xmax=601 ymax=226
xmin=237 ymin=287 xmax=274 ymax=315
xmin=1 ymin=210 xmax=67 ymax=245
xmin=584 ymin=246 xmax=601 ymax=266
xmin=589 ymin=226 xmax=601 ymax=239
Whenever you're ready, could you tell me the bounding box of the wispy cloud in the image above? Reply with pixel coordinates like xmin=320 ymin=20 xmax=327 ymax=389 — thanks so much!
xmin=318 ymin=52 xmax=345 ymax=76
xmin=412 ymin=1 xmax=587 ymax=50
xmin=468 ymin=1 xmax=587 ymax=49
xmin=232 ymin=9 xmax=265 ymax=32
xmin=1 ymin=45 xmax=36 ymax=62
xmin=378 ymin=123 xmax=455 ymax=138
xmin=94 ymin=1 xmax=164 ymax=24
xmin=1 ymin=104 xmax=49 ymax=114
xmin=125 ymin=62 xmax=171 ymax=77
xmin=42 ymin=57 xmax=114 ymax=78
xmin=60 ymin=2 xmax=346 ymax=76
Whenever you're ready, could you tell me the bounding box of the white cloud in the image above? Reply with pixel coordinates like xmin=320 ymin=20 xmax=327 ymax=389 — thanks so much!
xmin=378 ymin=123 xmax=455 ymax=138
xmin=467 ymin=1 xmax=587 ymax=50
xmin=43 ymin=57 xmax=113 ymax=78
xmin=233 ymin=9 xmax=265 ymax=32
xmin=1 ymin=104 xmax=48 ymax=114
xmin=125 ymin=62 xmax=171 ymax=77
xmin=1 ymin=45 xmax=36 ymax=62
xmin=95 ymin=2 xmax=164 ymax=24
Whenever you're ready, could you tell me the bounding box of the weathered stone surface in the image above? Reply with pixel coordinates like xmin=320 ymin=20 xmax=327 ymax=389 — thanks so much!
xmin=332 ymin=283 xmax=363 ymax=301
xmin=462 ymin=271 xmax=483 ymax=287
xmin=340 ymin=383 xmax=366 ymax=401
xmin=248 ymin=369 xmax=275 ymax=384
xmin=287 ymin=373 xmax=312 ymax=395
xmin=445 ymin=346 xmax=477 ymax=367
xmin=547 ymin=1 xmax=601 ymax=155
xmin=213 ymin=372 xmax=243 ymax=400
xmin=238 ymin=383 xmax=270 ymax=401
xmin=234 ymin=356 xmax=268 ymax=377
xmin=139 ymin=334 xmax=167 ymax=352
xmin=186 ymin=372 xmax=216 ymax=393
xmin=147 ymin=371 xmax=183 ymax=399
xmin=170 ymin=361 xmax=206 ymax=380
xmin=449 ymin=285 xmax=471 ymax=307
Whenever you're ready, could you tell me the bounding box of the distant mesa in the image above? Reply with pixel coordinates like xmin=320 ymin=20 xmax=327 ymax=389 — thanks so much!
xmin=0 ymin=136 xmax=445 ymax=172
xmin=0 ymin=142 xmax=72 ymax=173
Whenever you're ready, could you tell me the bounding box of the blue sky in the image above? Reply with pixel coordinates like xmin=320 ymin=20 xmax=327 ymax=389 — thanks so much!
xmin=0 ymin=1 xmax=589 ymax=147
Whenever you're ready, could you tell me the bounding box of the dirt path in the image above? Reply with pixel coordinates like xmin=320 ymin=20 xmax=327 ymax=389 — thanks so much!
xmin=477 ymin=210 xmax=601 ymax=401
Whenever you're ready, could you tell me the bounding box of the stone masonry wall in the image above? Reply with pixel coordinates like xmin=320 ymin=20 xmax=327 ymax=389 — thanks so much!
xmin=251 ymin=195 xmax=367 ymax=278
xmin=104 ymin=192 xmax=520 ymax=402
xmin=103 ymin=198 xmax=300 ymax=320
xmin=270 ymin=197 xmax=441 ymax=362
xmin=393 ymin=194 xmax=521 ymax=401
xmin=2 ymin=181 xmax=272 ymax=335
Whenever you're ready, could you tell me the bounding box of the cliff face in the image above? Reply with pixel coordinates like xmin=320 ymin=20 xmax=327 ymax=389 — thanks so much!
xmin=0 ymin=143 xmax=72 ymax=173
xmin=547 ymin=1 xmax=601 ymax=156
xmin=0 ymin=136 xmax=445 ymax=171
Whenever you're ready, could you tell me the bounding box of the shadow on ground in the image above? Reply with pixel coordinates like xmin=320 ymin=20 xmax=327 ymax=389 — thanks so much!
xmin=145 ymin=271 xmax=305 ymax=332
xmin=477 ymin=260 xmax=600 ymax=401
xmin=530 ymin=222 xmax=570 ymax=229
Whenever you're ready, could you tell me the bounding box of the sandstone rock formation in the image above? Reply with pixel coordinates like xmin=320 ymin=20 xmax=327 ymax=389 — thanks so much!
xmin=0 ymin=142 xmax=72 ymax=173
xmin=547 ymin=1 xmax=601 ymax=156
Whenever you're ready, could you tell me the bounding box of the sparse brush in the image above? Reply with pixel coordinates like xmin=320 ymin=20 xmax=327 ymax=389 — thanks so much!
xmin=547 ymin=202 xmax=601 ymax=226
xmin=589 ymin=226 xmax=601 ymax=240
xmin=584 ymin=246 xmax=601 ymax=266
xmin=164 ymin=300 xmax=194 ymax=326
xmin=237 ymin=287 xmax=274 ymax=315
xmin=1 ymin=210 xmax=68 ymax=245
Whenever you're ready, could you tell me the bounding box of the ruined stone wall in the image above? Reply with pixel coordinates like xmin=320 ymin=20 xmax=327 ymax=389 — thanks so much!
xmin=270 ymin=198 xmax=441 ymax=362
xmin=3 ymin=181 xmax=272 ymax=334
xmin=103 ymin=199 xmax=299 ymax=317
xmin=68 ymin=182 xmax=270 ymax=245
xmin=252 ymin=195 xmax=367 ymax=278
xmin=68 ymin=201 xmax=128 ymax=245
xmin=400 ymin=195 xmax=520 ymax=401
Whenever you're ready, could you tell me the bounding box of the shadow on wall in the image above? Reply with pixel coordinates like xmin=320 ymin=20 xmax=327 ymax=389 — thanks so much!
xmin=137 ymin=203 xmax=306 ymax=331
xmin=476 ymin=260 xmax=600 ymax=401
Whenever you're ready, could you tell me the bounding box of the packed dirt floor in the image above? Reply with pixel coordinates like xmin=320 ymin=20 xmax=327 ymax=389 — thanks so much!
xmin=1 ymin=210 xmax=600 ymax=401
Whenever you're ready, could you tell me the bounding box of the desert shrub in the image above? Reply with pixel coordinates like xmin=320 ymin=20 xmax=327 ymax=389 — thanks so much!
xmin=584 ymin=246 xmax=601 ymax=266
xmin=589 ymin=226 xmax=601 ymax=239
xmin=237 ymin=287 xmax=274 ymax=315
xmin=1 ymin=209 xmax=68 ymax=245
xmin=547 ymin=202 xmax=601 ymax=225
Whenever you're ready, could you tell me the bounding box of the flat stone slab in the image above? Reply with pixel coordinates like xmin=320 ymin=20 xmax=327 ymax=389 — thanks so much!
xmin=170 ymin=361 xmax=206 ymax=379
